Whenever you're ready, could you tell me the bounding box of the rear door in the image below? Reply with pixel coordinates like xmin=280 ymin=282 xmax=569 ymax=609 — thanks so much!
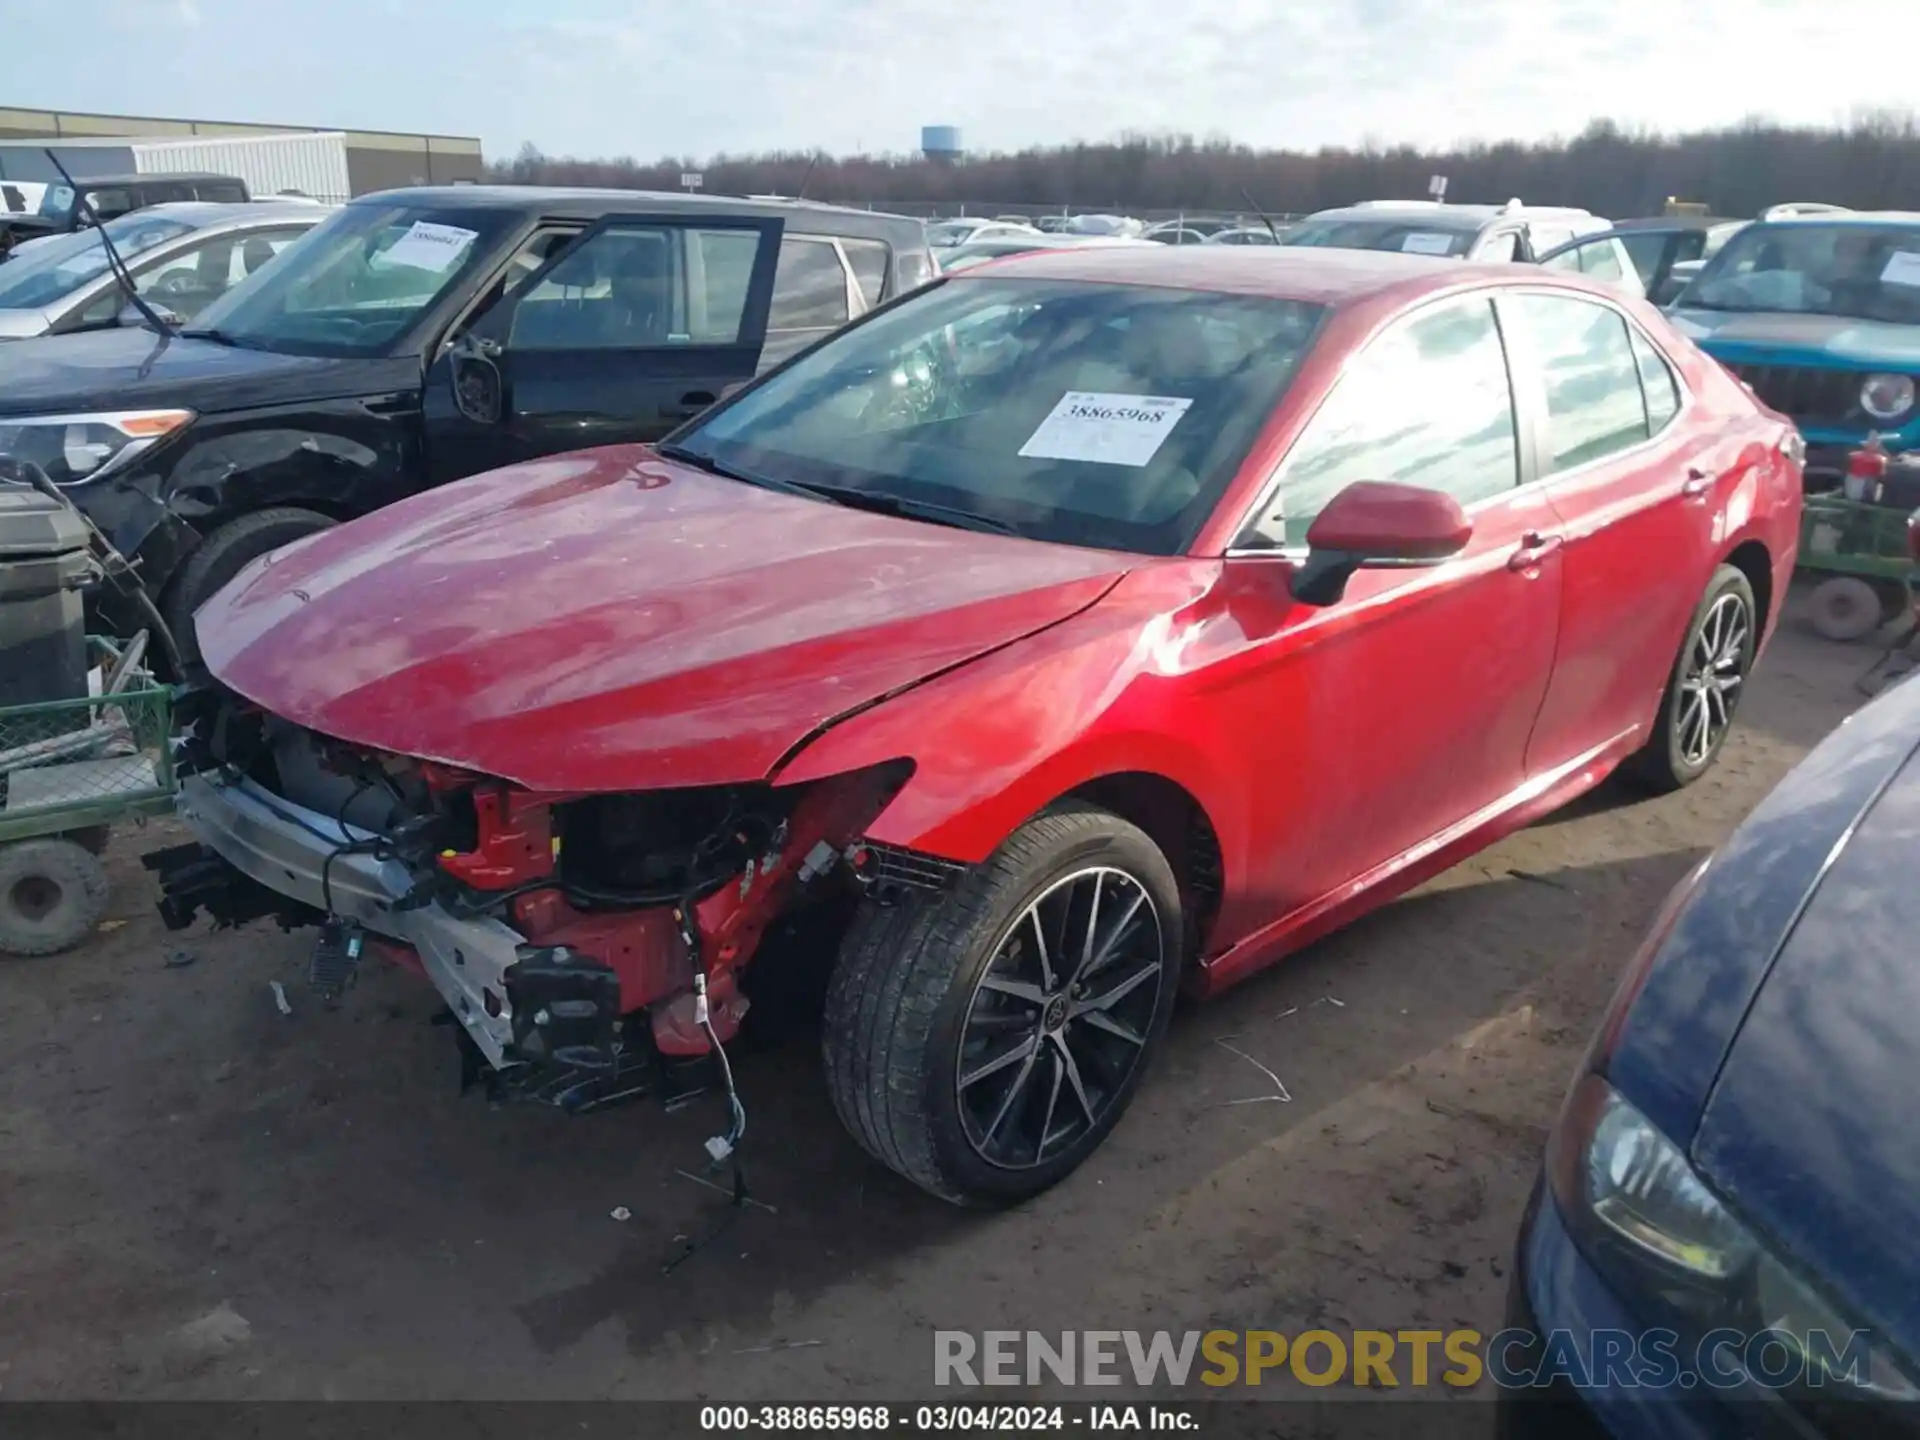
xmin=1499 ymin=290 xmax=1723 ymax=774
xmin=421 ymin=212 xmax=781 ymax=478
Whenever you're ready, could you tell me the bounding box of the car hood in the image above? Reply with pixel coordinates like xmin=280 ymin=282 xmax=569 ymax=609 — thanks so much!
xmin=0 ymin=326 xmax=400 ymax=417
xmin=196 ymin=446 xmax=1133 ymax=792
xmin=1689 ymin=722 xmax=1920 ymax=1353
xmin=0 ymin=308 xmax=52 ymax=339
xmin=1667 ymin=307 xmax=1920 ymax=368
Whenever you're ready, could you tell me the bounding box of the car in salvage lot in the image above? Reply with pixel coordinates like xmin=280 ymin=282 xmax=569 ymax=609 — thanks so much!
xmin=0 ymin=186 xmax=934 ymax=663
xmin=1506 ymin=653 xmax=1920 ymax=1437
xmin=1666 ymin=210 xmax=1920 ymax=491
xmin=0 ymin=201 xmax=326 ymax=339
xmin=147 ymin=246 xmax=1800 ymax=1207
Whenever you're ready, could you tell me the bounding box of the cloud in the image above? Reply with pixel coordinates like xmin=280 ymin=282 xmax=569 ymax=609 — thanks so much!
xmin=7 ymin=0 xmax=1914 ymax=161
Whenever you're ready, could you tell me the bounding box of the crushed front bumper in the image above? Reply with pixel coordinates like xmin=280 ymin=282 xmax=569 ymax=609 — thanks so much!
xmin=176 ymin=772 xmax=526 ymax=1066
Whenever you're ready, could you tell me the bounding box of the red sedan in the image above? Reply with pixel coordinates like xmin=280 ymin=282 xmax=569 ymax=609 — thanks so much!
xmin=157 ymin=246 xmax=1801 ymax=1206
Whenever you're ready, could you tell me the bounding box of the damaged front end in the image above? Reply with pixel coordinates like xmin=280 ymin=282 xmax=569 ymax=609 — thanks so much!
xmin=147 ymin=688 xmax=917 ymax=1104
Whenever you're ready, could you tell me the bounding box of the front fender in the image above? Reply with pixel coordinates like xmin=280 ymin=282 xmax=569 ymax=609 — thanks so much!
xmin=163 ymin=397 xmax=419 ymax=527
xmin=773 ymin=563 xmax=1247 ymax=873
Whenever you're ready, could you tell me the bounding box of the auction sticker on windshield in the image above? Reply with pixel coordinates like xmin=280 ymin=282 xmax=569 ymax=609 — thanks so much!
xmin=377 ymin=221 xmax=479 ymax=273
xmin=1019 ymin=392 xmax=1194 ymax=467
xmin=1401 ymin=232 xmax=1455 ymax=256
xmin=1881 ymin=251 xmax=1920 ymax=288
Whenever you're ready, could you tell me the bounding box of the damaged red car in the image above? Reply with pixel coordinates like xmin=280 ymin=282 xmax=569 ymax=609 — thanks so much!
xmin=149 ymin=246 xmax=1801 ymax=1205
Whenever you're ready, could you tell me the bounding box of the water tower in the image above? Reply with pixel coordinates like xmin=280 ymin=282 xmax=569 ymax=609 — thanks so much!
xmin=921 ymin=125 xmax=964 ymax=163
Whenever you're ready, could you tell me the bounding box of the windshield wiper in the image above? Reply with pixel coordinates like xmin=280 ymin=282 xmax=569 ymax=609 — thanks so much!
xmin=657 ymin=443 xmax=1021 ymax=537
xmin=785 ymin=481 xmax=1024 ymax=537
xmin=655 ymin=442 xmax=815 ymax=497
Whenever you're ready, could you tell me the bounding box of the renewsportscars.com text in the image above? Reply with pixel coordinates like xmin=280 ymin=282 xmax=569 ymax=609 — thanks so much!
xmin=934 ymin=1328 xmax=1877 ymax=1391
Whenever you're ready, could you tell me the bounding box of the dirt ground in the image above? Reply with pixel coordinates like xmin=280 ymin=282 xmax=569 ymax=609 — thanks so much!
xmin=0 ymin=587 xmax=1895 ymax=1408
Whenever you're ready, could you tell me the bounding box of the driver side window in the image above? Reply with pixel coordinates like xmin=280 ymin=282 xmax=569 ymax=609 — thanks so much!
xmin=505 ymin=223 xmax=762 ymax=351
xmin=1238 ymin=296 xmax=1519 ymax=549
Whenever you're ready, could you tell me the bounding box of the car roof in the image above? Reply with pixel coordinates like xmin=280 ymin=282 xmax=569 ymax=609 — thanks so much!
xmin=354 ymin=185 xmax=926 ymax=238
xmin=1303 ymin=205 xmax=1491 ymax=231
xmin=1608 ymin=215 xmax=1740 ymax=232
xmin=66 ymin=172 xmax=248 ymax=187
xmin=949 ymin=244 xmax=1546 ymax=305
xmin=1755 ymin=210 xmax=1920 ymax=226
xmin=125 ymin=201 xmax=328 ymax=227
xmin=1306 ymin=202 xmax=1600 ymax=229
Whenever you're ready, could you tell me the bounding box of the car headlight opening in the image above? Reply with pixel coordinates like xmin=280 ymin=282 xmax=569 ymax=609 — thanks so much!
xmin=1548 ymin=1075 xmax=1920 ymax=1402
xmin=1860 ymin=373 xmax=1915 ymax=424
xmin=0 ymin=407 xmax=194 ymax=486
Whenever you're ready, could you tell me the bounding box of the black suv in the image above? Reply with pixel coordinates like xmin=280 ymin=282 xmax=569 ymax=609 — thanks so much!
xmin=0 ymin=186 xmax=934 ymax=659
xmin=1 ymin=172 xmax=253 ymax=258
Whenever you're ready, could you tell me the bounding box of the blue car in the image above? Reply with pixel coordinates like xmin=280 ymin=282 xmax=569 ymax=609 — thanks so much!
xmin=1505 ymin=671 xmax=1920 ymax=1438
xmin=1668 ymin=212 xmax=1920 ymax=491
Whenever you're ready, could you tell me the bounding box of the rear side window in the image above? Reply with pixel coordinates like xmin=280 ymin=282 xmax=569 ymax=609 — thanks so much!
xmin=1509 ymin=294 xmax=1648 ymax=470
xmin=1528 ymin=225 xmax=1576 ymax=256
xmin=1618 ymin=233 xmax=1672 ymax=287
xmin=1244 ymin=295 xmax=1519 ymax=548
xmin=84 ymin=188 xmax=133 ymax=219
xmin=1479 ymin=231 xmax=1521 ymax=262
xmin=763 ymin=237 xmax=851 ymax=365
xmin=1631 ymin=327 xmax=1680 ymax=433
xmin=1579 ymin=241 xmax=1627 ymax=284
xmin=840 ymin=238 xmax=891 ymax=307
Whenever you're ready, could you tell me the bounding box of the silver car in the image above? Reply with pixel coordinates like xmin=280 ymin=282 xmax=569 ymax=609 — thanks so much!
xmin=0 ymin=201 xmax=327 ymax=339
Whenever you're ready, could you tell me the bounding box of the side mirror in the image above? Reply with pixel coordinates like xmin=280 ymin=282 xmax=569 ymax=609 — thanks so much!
xmin=1290 ymin=481 xmax=1473 ymax=606
xmin=449 ymin=334 xmax=504 ymax=426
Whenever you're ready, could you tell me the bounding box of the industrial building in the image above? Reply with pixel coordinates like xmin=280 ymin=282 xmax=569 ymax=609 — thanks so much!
xmin=0 ymin=105 xmax=483 ymax=197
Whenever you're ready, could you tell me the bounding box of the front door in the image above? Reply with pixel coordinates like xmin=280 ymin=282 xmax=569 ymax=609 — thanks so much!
xmin=1209 ymin=292 xmax=1564 ymax=934
xmin=422 ymin=213 xmax=781 ymax=482
xmin=1497 ymin=290 xmax=1722 ymax=773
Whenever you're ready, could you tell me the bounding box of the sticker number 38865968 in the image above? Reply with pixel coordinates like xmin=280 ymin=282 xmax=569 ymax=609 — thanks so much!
xmin=1018 ymin=391 xmax=1194 ymax=468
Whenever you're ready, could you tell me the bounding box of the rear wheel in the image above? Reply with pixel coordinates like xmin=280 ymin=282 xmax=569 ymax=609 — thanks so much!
xmin=163 ymin=507 xmax=338 ymax=671
xmin=1625 ymin=564 xmax=1756 ymax=793
xmin=822 ymin=804 xmax=1180 ymax=1206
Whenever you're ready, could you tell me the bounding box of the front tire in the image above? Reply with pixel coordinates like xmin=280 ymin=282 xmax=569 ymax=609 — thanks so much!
xmin=1625 ymin=564 xmax=1757 ymax=794
xmin=162 ymin=507 xmax=338 ymax=671
xmin=822 ymin=804 xmax=1181 ymax=1206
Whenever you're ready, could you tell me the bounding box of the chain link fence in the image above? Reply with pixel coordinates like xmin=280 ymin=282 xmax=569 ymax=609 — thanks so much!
xmin=0 ymin=683 xmax=174 ymax=841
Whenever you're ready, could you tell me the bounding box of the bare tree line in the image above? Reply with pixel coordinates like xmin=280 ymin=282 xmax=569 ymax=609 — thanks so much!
xmin=488 ymin=115 xmax=1920 ymax=219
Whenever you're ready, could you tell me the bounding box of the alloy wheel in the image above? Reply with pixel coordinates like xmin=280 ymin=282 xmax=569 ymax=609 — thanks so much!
xmin=955 ymin=866 xmax=1166 ymax=1169
xmin=1675 ymin=591 xmax=1751 ymax=768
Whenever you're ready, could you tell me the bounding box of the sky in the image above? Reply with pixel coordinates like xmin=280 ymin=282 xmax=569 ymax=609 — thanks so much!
xmin=1 ymin=0 xmax=1908 ymax=164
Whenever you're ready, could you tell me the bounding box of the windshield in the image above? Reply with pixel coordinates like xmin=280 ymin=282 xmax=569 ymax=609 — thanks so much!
xmin=675 ymin=277 xmax=1326 ymax=556
xmin=1678 ymin=222 xmax=1920 ymax=323
xmin=925 ymin=222 xmax=982 ymax=247
xmin=183 ymin=203 xmax=513 ymax=356
xmin=1283 ymin=218 xmax=1476 ymax=257
xmin=0 ymin=211 xmax=194 ymax=310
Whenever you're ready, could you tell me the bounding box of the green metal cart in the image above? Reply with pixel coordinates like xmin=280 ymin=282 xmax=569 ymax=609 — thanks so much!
xmin=1798 ymin=493 xmax=1919 ymax=642
xmin=0 ymin=635 xmax=175 ymax=955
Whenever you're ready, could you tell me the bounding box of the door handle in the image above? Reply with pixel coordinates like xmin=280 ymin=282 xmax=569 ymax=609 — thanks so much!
xmin=1508 ymin=531 xmax=1565 ymax=572
xmin=1681 ymin=466 xmax=1715 ymax=500
xmin=671 ymin=389 xmax=718 ymax=418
